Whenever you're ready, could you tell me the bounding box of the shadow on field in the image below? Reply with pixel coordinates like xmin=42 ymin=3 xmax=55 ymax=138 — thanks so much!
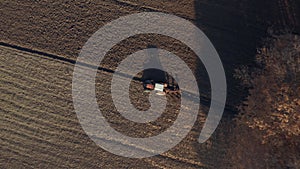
xmin=193 ymin=0 xmax=290 ymax=113
xmin=141 ymin=45 xmax=167 ymax=83
xmin=193 ymin=0 xmax=300 ymax=167
xmin=194 ymin=0 xmax=300 ymax=110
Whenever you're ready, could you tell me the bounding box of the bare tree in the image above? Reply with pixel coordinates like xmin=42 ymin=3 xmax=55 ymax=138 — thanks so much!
xmin=227 ymin=34 xmax=300 ymax=168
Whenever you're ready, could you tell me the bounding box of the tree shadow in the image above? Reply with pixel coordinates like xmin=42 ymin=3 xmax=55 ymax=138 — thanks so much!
xmin=194 ymin=0 xmax=300 ymax=110
xmin=193 ymin=0 xmax=278 ymax=113
xmin=193 ymin=0 xmax=300 ymax=167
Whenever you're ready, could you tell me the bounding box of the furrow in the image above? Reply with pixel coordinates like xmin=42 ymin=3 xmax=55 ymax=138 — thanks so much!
xmin=1 ymin=103 xmax=82 ymax=135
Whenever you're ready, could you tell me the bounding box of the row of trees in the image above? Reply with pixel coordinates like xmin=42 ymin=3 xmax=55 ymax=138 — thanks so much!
xmin=226 ymin=34 xmax=300 ymax=168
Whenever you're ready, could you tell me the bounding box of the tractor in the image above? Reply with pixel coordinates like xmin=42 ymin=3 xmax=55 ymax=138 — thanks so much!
xmin=143 ymin=79 xmax=180 ymax=95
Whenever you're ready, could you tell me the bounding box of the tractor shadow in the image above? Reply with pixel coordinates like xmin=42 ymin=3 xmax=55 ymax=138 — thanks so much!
xmin=141 ymin=45 xmax=168 ymax=83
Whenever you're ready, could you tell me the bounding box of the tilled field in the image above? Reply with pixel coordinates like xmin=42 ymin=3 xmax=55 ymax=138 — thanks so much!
xmin=0 ymin=45 xmax=212 ymax=168
xmin=1 ymin=0 xmax=299 ymax=168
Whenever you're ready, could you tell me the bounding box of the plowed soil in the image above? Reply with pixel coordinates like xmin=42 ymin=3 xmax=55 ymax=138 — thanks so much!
xmin=1 ymin=0 xmax=299 ymax=168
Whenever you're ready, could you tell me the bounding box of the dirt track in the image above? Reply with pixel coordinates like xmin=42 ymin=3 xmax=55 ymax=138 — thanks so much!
xmin=1 ymin=0 xmax=299 ymax=168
